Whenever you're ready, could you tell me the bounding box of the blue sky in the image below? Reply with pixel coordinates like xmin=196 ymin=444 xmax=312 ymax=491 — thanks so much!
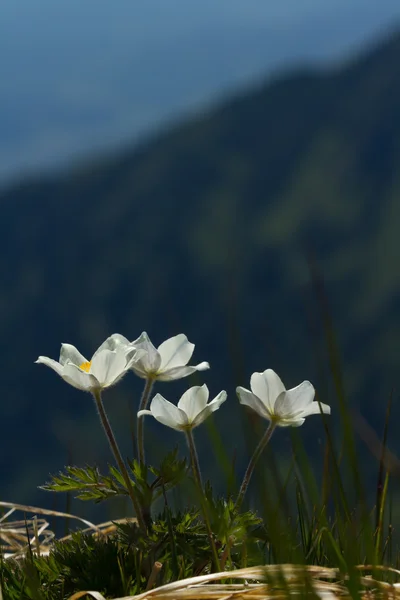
xmin=1 ymin=0 xmax=399 ymax=184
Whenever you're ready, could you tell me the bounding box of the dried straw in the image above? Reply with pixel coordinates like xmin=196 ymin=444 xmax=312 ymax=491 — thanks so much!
xmin=70 ymin=564 xmax=400 ymax=600
xmin=0 ymin=500 xmax=111 ymax=558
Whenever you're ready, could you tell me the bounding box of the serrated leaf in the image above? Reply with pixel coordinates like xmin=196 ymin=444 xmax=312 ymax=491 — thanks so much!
xmin=40 ymin=464 xmax=128 ymax=503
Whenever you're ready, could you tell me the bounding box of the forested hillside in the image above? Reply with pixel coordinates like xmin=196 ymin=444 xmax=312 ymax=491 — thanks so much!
xmin=1 ymin=31 xmax=400 ymax=508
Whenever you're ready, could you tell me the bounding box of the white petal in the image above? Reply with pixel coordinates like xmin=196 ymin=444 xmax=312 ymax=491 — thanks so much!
xmin=147 ymin=394 xmax=189 ymax=431
xmin=158 ymin=334 xmax=194 ymax=370
xmin=125 ymin=348 xmax=148 ymax=368
xmin=274 ymin=381 xmax=315 ymax=419
xmin=130 ymin=332 xmax=162 ymax=373
xmin=193 ymin=361 xmax=210 ymax=372
xmin=236 ymin=386 xmax=272 ymax=420
xmin=155 ymin=363 xmax=209 ymax=381
xmin=191 ymin=390 xmax=227 ymax=427
xmin=59 ymin=344 xmax=87 ymax=367
xmin=300 ymin=401 xmax=331 ymax=418
xmin=130 ymin=362 xmax=152 ymax=379
xmin=250 ymin=370 xmax=285 ymax=412
xmin=90 ymin=349 xmax=128 ymax=387
xmin=92 ymin=334 xmax=131 ymax=359
xmin=279 ymin=418 xmax=306 ymax=427
xmin=137 ymin=409 xmax=152 ymax=418
xmin=35 ymin=356 xmax=64 ymax=377
xmin=62 ymin=363 xmax=99 ymax=391
xmin=177 ymin=385 xmax=209 ymax=421
xmin=292 ymin=418 xmax=306 ymax=427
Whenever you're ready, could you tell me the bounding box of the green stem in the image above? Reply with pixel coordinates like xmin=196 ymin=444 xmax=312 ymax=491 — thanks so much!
xmin=92 ymin=389 xmax=146 ymax=531
xmin=185 ymin=429 xmax=221 ymax=572
xmin=235 ymin=420 xmax=277 ymax=511
xmin=137 ymin=377 xmax=155 ymax=467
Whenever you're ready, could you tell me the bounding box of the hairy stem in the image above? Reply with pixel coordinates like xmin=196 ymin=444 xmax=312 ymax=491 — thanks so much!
xmin=137 ymin=377 xmax=155 ymax=467
xmin=235 ymin=420 xmax=277 ymax=511
xmin=92 ymin=389 xmax=146 ymax=531
xmin=186 ymin=428 xmax=221 ymax=571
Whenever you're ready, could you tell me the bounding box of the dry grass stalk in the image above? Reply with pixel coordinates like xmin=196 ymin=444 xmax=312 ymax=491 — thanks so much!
xmin=103 ymin=564 xmax=400 ymax=600
xmin=0 ymin=500 xmax=112 ymax=559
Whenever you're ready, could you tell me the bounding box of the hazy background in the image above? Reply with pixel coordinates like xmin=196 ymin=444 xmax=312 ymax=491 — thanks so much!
xmin=1 ymin=0 xmax=399 ymax=183
xmin=1 ymin=2 xmax=400 ymax=517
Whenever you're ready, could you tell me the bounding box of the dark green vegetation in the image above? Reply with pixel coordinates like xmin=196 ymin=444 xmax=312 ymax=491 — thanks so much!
xmin=1 ymin=30 xmax=400 ymax=511
xmin=0 ymin=402 xmax=397 ymax=599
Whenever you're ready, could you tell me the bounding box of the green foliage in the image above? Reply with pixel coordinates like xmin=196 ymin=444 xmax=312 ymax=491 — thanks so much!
xmin=204 ymin=482 xmax=264 ymax=545
xmin=1 ymin=372 xmax=398 ymax=597
xmin=0 ymin=504 xmax=265 ymax=599
xmin=148 ymin=448 xmax=188 ymax=493
xmin=1 ymin=463 xmax=397 ymax=599
xmin=41 ymin=465 xmax=126 ymax=502
xmin=42 ymin=450 xmax=187 ymax=513
xmin=1 ymin=533 xmax=144 ymax=599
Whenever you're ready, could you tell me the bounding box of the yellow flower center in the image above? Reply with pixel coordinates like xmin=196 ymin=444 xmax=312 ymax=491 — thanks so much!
xmin=79 ymin=361 xmax=92 ymax=372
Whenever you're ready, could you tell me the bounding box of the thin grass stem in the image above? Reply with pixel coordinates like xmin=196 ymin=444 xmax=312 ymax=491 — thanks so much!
xmin=185 ymin=428 xmax=221 ymax=572
xmin=235 ymin=420 xmax=277 ymax=511
xmin=92 ymin=389 xmax=146 ymax=531
xmin=137 ymin=377 xmax=155 ymax=467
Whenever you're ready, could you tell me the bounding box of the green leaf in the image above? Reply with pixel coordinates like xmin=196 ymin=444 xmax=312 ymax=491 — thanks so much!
xmin=40 ymin=464 xmax=128 ymax=503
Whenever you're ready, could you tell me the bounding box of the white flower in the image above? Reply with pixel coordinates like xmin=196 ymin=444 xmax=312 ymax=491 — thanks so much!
xmin=36 ymin=333 xmax=145 ymax=393
xmin=129 ymin=332 xmax=210 ymax=381
xmin=137 ymin=384 xmax=227 ymax=431
xmin=236 ymin=369 xmax=330 ymax=427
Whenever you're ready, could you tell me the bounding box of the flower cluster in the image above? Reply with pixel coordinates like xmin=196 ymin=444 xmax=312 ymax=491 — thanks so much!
xmin=37 ymin=331 xmax=331 ymax=524
xmin=36 ymin=330 xmax=330 ymax=428
xmin=36 ymin=332 xmax=209 ymax=393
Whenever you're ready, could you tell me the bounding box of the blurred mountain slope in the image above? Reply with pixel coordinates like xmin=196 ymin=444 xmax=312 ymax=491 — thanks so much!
xmin=1 ymin=30 xmax=400 ymax=505
xmin=1 ymin=0 xmax=399 ymax=181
